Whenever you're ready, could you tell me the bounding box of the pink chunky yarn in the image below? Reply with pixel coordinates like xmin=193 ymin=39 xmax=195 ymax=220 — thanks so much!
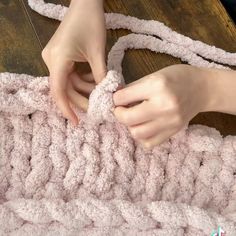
xmin=0 ymin=1 xmax=236 ymax=235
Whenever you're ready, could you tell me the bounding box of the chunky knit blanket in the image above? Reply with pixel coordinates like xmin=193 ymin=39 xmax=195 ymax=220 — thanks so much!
xmin=0 ymin=1 xmax=236 ymax=235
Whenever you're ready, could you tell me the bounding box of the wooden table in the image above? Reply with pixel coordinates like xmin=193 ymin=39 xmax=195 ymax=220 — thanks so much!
xmin=0 ymin=0 xmax=236 ymax=135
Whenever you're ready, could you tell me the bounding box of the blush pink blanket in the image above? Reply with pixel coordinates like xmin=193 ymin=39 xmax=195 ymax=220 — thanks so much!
xmin=0 ymin=1 xmax=236 ymax=235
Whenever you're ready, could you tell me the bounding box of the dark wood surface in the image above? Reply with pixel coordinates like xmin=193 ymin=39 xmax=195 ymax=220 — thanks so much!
xmin=0 ymin=0 xmax=236 ymax=135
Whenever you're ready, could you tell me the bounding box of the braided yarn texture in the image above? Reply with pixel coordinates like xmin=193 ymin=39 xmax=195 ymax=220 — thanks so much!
xmin=0 ymin=1 xmax=236 ymax=235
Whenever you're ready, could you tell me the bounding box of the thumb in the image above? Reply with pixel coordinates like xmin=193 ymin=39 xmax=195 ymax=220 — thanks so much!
xmin=89 ymin=54 xmax=107 ymax=84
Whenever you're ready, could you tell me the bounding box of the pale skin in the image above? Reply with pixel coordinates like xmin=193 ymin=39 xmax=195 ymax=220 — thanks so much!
xmin=42 ymin=0 xmax=236 ymax=148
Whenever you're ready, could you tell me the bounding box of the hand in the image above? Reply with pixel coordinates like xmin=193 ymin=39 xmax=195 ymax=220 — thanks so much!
xmin=42 ymin=0 xmax=106 ymax=125
xmin=113 ymin=64 xmax=213 ymax=148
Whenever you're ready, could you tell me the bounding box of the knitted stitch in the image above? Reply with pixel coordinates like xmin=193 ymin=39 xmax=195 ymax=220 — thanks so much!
xmin=0 ymin=1 xmax=236 ymax=235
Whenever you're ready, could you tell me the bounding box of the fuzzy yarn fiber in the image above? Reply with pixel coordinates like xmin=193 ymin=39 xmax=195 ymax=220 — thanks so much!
xmin=0 ymin=1 xmax=236 ymax=235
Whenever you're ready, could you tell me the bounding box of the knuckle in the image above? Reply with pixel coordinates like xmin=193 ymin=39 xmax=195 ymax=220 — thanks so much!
xmin=157 ymin=75 xmax=168 ymax=88
xmin=173 ymin=113 xmax=184 ymax=127
xmin=42 ymin=46 xmax=61 ymax=61
xmin=143 ymin=141 xmax=153 ymax=149
xmin=48 ymin=46 xmax=61 ymax=57
xmin=145 ymin=74 xmax=168 ymax=91
xmin=167 ymin=94 xmax=180 ymax=111
xmin=130 ymin=127 xmax=147 ymax=139
xmin=144 ymin=75 xmax=157 ymax=88
xmin=115 ymin=108 xmax=130 ymax=124
xmin=121 ymin=112 xmax=130 ymax=124
xmin=41 ymin=48 xmax=49 ymax=61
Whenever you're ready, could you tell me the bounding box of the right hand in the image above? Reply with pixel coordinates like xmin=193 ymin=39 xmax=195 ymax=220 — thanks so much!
xmin=42 ymin=0 xmax=106 ymax=125
xmin=113 ymin=65 xmax=213 ymax=148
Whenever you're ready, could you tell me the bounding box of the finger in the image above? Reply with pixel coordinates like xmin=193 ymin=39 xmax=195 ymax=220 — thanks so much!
xmin=49 ymin=62 xmax=78 ymax=125
xmin=129 ymin=119 xmax=164 ymax=140
xmin=139 ymin=128 xmax=177 ymax=149
xmin=89 ymin=54 xmax=107 ymax=83
xmin=80 ymin=73 xmax=95 ymax=83
xmin=67 ymin=84 xmax=89 ymax=111
xmin=130 ymin=112 xmax=185 ymax=140
xmin=113 ymin=82 xmax=149 ymax=107
xmin=51 ymin=87 xmax=78 ymax=125
xmin=113 ymin=101 xmax=153 ymax=126
xmin=70 ymin=73 xmax=95 ymax=94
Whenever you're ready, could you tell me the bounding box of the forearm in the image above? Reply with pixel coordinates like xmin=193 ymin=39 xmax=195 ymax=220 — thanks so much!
xmin=205 ymin=68 xmax=236 ymax=115
xmin=66 ymin=0 xmax=105 ymax=30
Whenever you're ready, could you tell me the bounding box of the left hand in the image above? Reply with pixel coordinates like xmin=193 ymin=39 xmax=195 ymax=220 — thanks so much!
xmin=42 ymin=0 xmax=106 ymax=125
xmin=113 ymin=64 xmax=213 ymax=148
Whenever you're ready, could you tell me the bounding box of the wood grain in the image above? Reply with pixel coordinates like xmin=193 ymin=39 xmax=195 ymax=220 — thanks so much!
xmin=1 ymin=0 xmax=236 ymax=135
xmin=0 ymin=0 xmax=46 ymax=75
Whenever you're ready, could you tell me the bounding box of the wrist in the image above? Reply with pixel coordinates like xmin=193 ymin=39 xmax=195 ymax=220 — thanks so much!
xmin=202 ymin=68 xmax=236 ymax=115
